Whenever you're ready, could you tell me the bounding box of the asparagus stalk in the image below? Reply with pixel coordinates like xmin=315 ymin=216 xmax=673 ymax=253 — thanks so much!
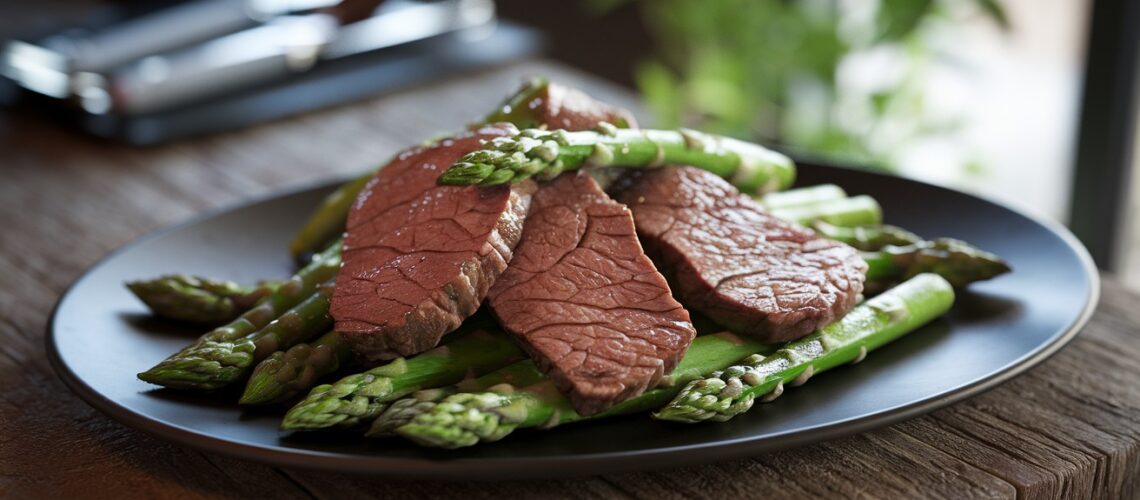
xmin=863 ymin=238 xmax=1011 ymax=289
xmin=288 ymin=174 xmax=372 ymax=262
xmin=483 ymin=77 xmax=554 ymax=128
xmin=768 ymin=194 xmax=881 ymax=227
xmin=759 ymin=184 xmax=846 ymax=211
xmin=810 ymin=221 xmax=922 ymax=250
xmin=126 ymin=275 xmax=278 ymax=325
xmin=437 ymin=125 xmax=795 ymax=195
xmin=367 ymin=360 xmax=549 ymax=437
xmin=240 ymin=330 xmax=354 ymax=405
xmin=137 ymin=241 xmax=342 ymax=390
xmin=280 ymin=319 xmax=525 ymax=431
xmin=384 ymin=332 xmax=773 ymax=448
xmin=654 ymin=273 xmax=955 ymax=423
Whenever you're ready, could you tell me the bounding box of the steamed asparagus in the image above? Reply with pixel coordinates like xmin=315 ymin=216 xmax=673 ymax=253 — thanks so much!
xmin=383 ymin=332 xmax=773 ymax=448
xmin=811 ymin=221 xmax=922 ymax=250
xmin=654 ymin=273 xmax=955 ymax=423
xmin=240 ymin=330 xmax=354 ymax=405
xmin=760 ymin=184 xmax=846 ymax=210
xmin=770 ymin=195 xmax=882 ymax=227
xmin=863 ymin=238 xmax=1010 ymax=289
xmin=137 ymin=241 xmax=342 ymax=390
xmin=288 ymin=175 xmax=372 ymax=262
xmin=280 ymin=319 xmax=526 ymax=431
xmin=366 ymin=360 xmax=550 ymax=437
xmin=437 ymin=125 xmax=795 ymax=195
xmin=126 ymin=275 xmax=278 ymax=326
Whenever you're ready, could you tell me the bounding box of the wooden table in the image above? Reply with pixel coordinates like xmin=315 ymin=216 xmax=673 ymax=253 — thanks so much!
xmin=2 ymin=61 xmax=1137 ymax=499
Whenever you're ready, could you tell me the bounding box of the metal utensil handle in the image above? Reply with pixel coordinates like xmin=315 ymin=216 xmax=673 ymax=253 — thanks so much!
xmin=67 ymin=0 xmax=257 ymax=73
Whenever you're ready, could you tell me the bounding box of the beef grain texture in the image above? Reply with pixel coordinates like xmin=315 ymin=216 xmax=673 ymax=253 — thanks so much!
xmin=488 ymin=172 xmax=697 ymax=416
xmin=612 ymin=166 xmax=867 ymax=343
xmin=331 ymin=124 xmax=536 ymax=362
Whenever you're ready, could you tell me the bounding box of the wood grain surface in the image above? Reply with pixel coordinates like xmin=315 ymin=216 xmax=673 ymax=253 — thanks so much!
xmin=1 ymin=61 xmax=1137 ymax=499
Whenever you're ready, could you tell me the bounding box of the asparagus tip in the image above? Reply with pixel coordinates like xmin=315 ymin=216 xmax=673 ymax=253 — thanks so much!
xmin=238 ymin=360 xmax=287 ymax=405
xmin=137 ymin=341 xmax=255 ymax=391
xmin=652 ymin=376 xmax=754 ymax=423
xmin=437 ymin=162 xmax=494 ymax=185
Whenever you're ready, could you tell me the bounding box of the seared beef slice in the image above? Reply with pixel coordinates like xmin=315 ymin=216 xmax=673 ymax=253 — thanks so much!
xmin=537 ymin=82 xmax=638 ymax=130
xmin=488 ymin=172 xmax=696 ymax=416
xmin=613 ymin=167 xmax=866 ymax=343
xmin=331 ymin=124 xmax=536 ymax=362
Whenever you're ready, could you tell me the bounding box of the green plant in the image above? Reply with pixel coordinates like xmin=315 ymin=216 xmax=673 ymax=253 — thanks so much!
xmin=589 ymin=0 xmax=1009 ymax=170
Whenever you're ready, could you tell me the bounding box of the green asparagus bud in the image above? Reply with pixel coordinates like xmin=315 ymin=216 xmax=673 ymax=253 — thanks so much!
xmin=397 ymin=391 xmax=528 ymax=448
xmin=438 ymin=126 xmax=795 ymax=195
xmin=137 ymin=241 xmax=342 ymax=390
xmin=367 ymin=360 xmax=547 ymax=437
xmin=367 ymin=387 xmax=460 ymax=436
xmin=280 ymin=320 xmax=525 ymax=431
xmin=240 ymin=330 xmax=355 ymax=405
xmin=863 ymin=238 xmax=1011 ymax=288
xmin=126 ymin=275 xmax=277 ymax=325
xmin=654 ymin=273 xmax=955 ymax=423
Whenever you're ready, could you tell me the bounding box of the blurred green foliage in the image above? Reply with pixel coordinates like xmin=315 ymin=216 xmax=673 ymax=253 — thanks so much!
xmin=588 ymin=0 xmax=1009 ymax=170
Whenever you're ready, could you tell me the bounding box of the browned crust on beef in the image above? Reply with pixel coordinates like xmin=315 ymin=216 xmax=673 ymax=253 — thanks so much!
xmin=331 ymin=124 xmax=536 ymax=362
xmin=488 ymin=172 xmax=696 ymax=415
xmin=612 ymin=167 xmax=866 ymax=343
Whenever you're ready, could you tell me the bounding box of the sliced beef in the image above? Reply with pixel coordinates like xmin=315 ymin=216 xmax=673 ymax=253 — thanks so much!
xmin=331 ymin=124 xmax=537 ymax=362
xmin=612 ymin=167 xmax=866 ymax=343
xmin=529 ymin=82 xmax=638 ymax=130
xmin=488 ymin=172 xmax=696 ymax=416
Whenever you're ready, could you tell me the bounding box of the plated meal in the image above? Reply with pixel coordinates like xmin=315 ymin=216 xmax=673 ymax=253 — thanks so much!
xmin=117 ymin=79 xmax=1016 ymax=450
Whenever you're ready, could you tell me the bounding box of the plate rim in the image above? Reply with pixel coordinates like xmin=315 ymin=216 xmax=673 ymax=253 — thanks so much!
xmin=45 ymin=165 xmax=1101 ymax=479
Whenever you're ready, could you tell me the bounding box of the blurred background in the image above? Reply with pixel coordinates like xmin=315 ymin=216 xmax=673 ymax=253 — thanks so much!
xmin=2 ymin=0 xmax=1138 ymax=287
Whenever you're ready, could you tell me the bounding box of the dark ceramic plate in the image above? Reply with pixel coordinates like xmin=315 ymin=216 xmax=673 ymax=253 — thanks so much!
xmin=47 ymin=163 xmax=1098 ymax=479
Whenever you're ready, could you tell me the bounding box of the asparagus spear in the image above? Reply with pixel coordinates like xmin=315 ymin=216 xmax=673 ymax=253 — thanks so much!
xmin=654 ymin=273 xmax=955 ymax=423
xmin=137 ymin=241 xmax=342 ymax=390
xmin=280 ymin=319 xmax=525 ymax=431
xmin=768 ymin=194 xmax=881 ymax=227
xmin=759 ymin=184 xmax=846 ymax=210
xmin=240 ymin=330 xmax=354 ymax=405
xmin=863 ymin=238 xmax=1011 ymax=289
xmin=288 ymin=174 xmax=371 ymax=262
xmin=126 ymin=275 xmax=278 ymax=325
xmin=483 ymin=77 xmax=554 ymax=128
xmin=437 ymin=125 xmax=795 ymax=195
xmin=367 ymin=360 xmax=549 ymax=437
xmin=384 ymin=332 xmax=773 ymax=448
xmin=810 ymin=221 xmax=922 ymax=250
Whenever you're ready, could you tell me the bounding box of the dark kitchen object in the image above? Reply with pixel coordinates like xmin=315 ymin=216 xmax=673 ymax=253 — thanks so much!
xmin=2 ymin=0 xmax=542 ymax=143
xmin=46 ymin=162 xmax=1097 ymax=479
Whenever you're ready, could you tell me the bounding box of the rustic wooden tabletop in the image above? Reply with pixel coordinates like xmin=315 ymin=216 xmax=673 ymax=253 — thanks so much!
xmin=1 ymin=61 xmax=1137 ymax=499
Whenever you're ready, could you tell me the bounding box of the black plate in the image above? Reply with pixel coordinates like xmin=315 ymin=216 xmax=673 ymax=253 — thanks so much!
xmin=46 ymin=163 xmax=1098 ymax=479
